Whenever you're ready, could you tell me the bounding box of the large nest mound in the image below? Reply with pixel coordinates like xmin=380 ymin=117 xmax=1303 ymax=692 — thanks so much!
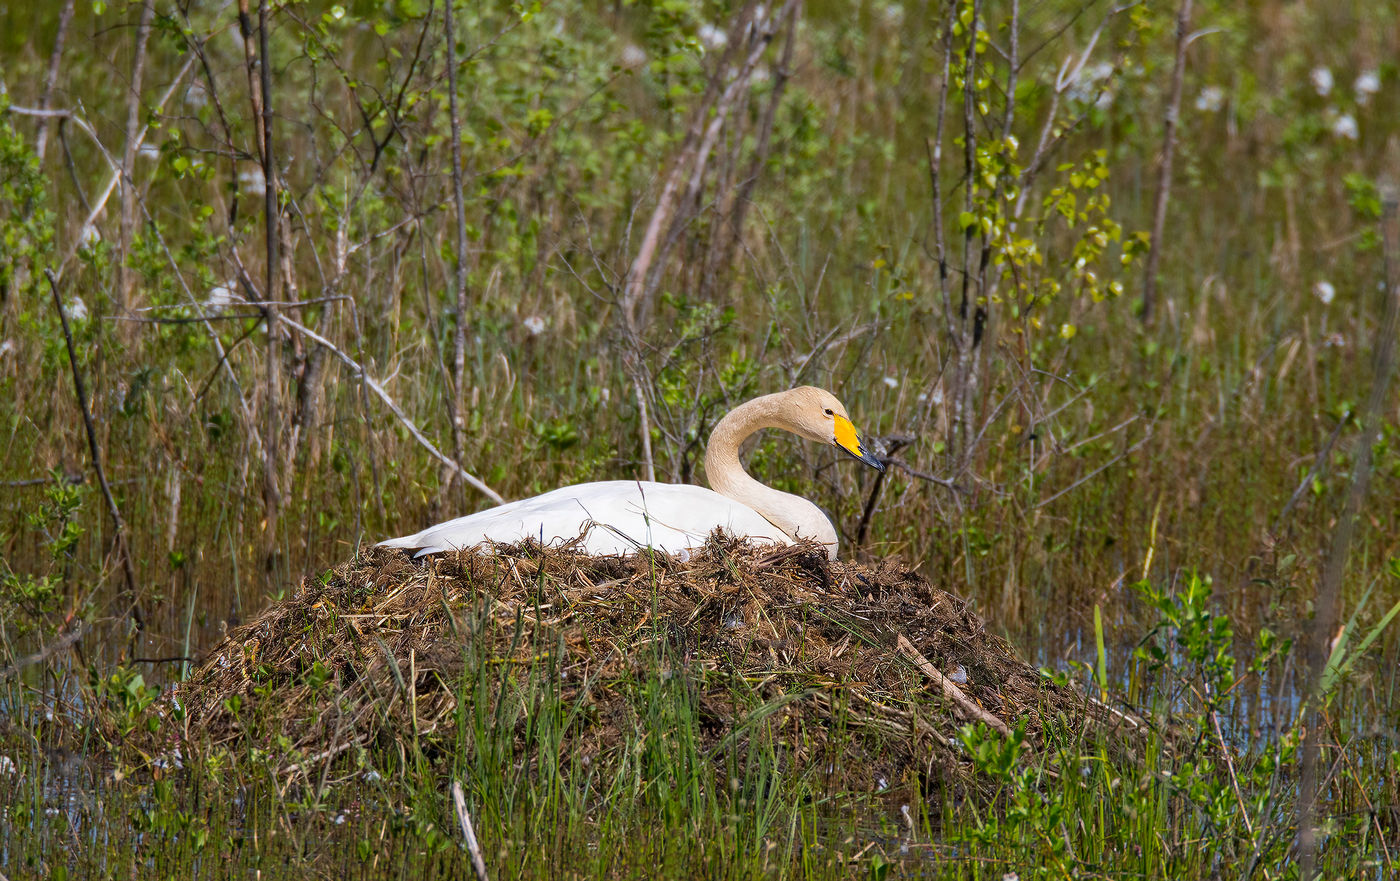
xmin=167 ymin=539 xmax=1154 ymax=794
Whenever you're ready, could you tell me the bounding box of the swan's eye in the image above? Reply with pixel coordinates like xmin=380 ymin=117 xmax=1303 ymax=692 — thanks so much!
xmin=823 ymin=408 xmax=834 ymax=416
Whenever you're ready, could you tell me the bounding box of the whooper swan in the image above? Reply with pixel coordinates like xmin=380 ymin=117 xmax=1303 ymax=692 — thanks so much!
xmin=378 ymin=386 xmax=883 ymax=560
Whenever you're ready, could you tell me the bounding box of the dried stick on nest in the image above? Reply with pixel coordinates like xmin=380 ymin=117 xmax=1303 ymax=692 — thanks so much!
xmin=896 ymin=634 xmax=1013 ymax=739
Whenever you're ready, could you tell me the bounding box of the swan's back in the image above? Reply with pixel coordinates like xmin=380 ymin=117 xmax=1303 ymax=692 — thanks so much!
xmin=378 ymin=481 xmax=792 ymax=556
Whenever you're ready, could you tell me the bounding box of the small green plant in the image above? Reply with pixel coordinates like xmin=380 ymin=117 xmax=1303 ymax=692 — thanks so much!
xmin=0 ymin=470 xmax=88 ymax=639
xmin=95 ymin=665 xmax=159 ymax=740
xmin=956 ymin=719 xmax=1076 ymax=877
xmin=1134 ymin=571 xmax=1236 ymax=706
xmin=17 ymin=469 xmax=85 ymax=559
xmin=0 ymin=569 xmax=59 ymax=637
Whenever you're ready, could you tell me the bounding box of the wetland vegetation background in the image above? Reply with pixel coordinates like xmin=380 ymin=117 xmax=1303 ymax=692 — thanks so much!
xmin=0 ymin=0 xmax=1398 ymax=876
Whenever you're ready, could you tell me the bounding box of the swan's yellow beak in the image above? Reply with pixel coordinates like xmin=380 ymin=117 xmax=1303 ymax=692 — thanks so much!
xmin=833 ymin=415 xmax=885 ymax=471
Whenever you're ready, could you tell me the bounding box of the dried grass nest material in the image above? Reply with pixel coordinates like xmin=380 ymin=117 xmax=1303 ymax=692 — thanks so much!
xmin=168 ymin=538 xmax=1156 ymax=793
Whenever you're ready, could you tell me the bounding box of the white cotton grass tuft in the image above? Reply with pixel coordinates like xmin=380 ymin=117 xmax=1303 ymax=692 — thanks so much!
xmin=1313 ymin=280 xmax=1336 ymax=305
xmin=78 ymin=224 xmax=101 ymax=251
xmin=1310 ymin=66 xmax=1334 ymax=96
xmin=184 ymin=82 xmax=208 ymax=108
xmin=1195 ymin=85 xmax=1225 ymax=113
xmin=1355 ymin=69 xmax=1380 ymax=105
xmin=1067 ymin=61 xmax=1116 ymax=109
xmin=239 ymin=168 xmax=267 ymax=196
xmin=0 ymin=340 xmax=14 ymax=358
xmin=522 ymin=315 xmax=546 ymax=336
xmin=697 ymin=23 xmax=727 ymax=51
xmin=620 ymin=44 xmax=646 ymax=70
xmin=63 ymin=298 xmax=89 ymax=323
xmin=1330 ymin=113 xmax=1358 ymax=140
xmin=883 ymin=375 xmax=899 ymax=389
xmin=207 ymin=282 xmax=238 ymax=308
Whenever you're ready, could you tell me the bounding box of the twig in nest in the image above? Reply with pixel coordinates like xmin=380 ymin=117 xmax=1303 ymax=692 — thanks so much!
xmin=896 ymin=634 xmax=1012 ymax=739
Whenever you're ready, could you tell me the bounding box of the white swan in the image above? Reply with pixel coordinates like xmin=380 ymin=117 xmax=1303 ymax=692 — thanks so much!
xmin=378 ymin=386 xmax=883 ymax=560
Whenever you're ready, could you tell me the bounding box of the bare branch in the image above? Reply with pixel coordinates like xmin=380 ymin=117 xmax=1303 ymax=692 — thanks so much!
xmin=117 ymin=0 xmax=156 ymax=312
xmin=276 ymin=315 xmax=505 ymax=505
xmin=928 ymin=0 xmax=957 ymax=343
xmin=855 ymin=434 xmax=915 ymax=548
xmin=444 ymin=0 xmax=472 ymax=488
xmin=45 ymin=270 xmax=143 ymax=631
xmin=886 ymin=457 xmax=964 ymax=493
xmin=1141 ymin=0 xmax=1194 ymax=325
xmin=21 ymin=56 xmax=198 ymax=280
xmin=255 ymin=0 xmax=285 ymax=571
xmin=621 ymin=0 xmax=789 ymax=333
xmin=1034 ymin=431 xmax=1152 ymax=509
xmin=33 ymin=0 xmax=75 ymax=163
xmin=706 ymin=0 xmax=801 ymax=298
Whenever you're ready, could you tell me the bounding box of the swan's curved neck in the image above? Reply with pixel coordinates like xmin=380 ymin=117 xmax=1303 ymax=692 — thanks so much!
xmin=704 ymin=392 xmax=837 ymax=551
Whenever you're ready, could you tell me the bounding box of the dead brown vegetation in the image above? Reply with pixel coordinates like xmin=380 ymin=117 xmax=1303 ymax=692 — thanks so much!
xmin=165 ymin=539 xmax=1160 ymax=794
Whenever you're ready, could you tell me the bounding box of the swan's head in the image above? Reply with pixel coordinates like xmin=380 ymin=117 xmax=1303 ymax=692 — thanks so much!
xmin=783 ymin=387 xmax=885 ymax=472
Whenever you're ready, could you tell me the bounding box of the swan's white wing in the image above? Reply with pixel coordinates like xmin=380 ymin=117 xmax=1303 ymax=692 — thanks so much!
xmin=378 ymin=481 xmax=792 ymax=556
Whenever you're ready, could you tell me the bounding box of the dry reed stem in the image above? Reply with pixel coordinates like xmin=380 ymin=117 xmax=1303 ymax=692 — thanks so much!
xmin=452 ymin=780 xmax=491 ymax=881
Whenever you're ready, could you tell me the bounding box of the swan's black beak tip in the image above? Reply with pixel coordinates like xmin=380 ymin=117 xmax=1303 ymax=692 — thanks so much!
xmin=858 ymin=444 xmax=886 ymax=472
xmin=834 ymin=415 xmax=885 ymax=472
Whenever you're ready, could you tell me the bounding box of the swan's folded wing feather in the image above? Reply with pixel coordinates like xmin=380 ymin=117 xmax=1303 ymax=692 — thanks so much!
xmin=378 ymin=481 xmax=791 ymax=556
